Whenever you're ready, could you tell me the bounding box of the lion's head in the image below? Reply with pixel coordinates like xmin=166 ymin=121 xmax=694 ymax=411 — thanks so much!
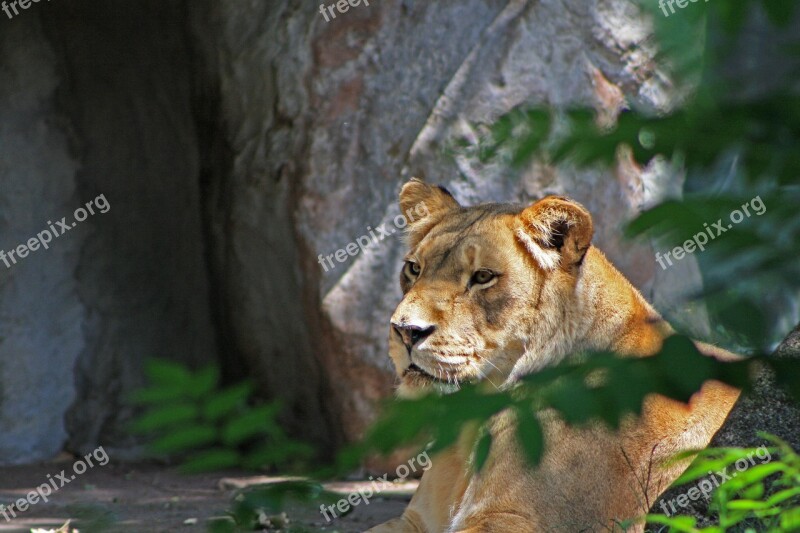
xmin=389 ymin=178 xmax=595 ymax=395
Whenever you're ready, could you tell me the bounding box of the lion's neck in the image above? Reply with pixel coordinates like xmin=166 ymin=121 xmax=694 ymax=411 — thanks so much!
xmin=508 ymin=247 xmax=667 ymax=383
xmin=577 ymin=247 xmax=669 ymax=356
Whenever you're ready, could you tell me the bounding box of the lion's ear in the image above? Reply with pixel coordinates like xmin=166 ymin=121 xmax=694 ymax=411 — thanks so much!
xmin=399 ymin=178 xmax=460 ymax=248
xmin=515 ymin=196 xmax=593 ymax=271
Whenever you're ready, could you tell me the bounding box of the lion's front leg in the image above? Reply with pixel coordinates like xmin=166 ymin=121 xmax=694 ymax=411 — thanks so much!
xmin=453 ymin=514 xmax=644 ymax=533
xmin=450 ymin=513 xmax=539 ymax=533
xmin=364 ymin=511 xmax=426 ymax=533
xmin=366 ymin=443 xmax=472 ymax=533
xmin=455 ymin=513 xmax=532 ymax=533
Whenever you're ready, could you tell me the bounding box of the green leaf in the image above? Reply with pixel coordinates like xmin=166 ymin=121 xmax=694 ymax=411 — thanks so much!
xmin=655 ymin=336 xmax=715 ymax=401
xmin=510 ymin=109 xmax=552 ymax=166
xmin=473 ymin=431 xmax=492 ymax=472
xmin=143 ymin=358 xmax=193 ymax=386
xmin=128 ymin=385 xmax=187 ymax=405
xmin=726 ymin=498 xmax=768 ymax=511
xmin=722 ymin=462 xmax=785 ymax=493
xmin=427 ymin=418 xmax=465 ymax=456
xmin=761 ymin=486 xmax=800 ymax=508
xmin=715 ymin=0 xmax=750 ymax=33
xmin=149 ymin=424 xmax=217 ymax=455
xmin=603 ymin=358 xmax=657 ymax=423
xmin=544 ymin=375 xmax=597 ymax=425
xmin=760 ymin=0 xmax=796 ymax=27
xmin=231 ymin=481 xmax=328 ymax=524
xmin=206 ymin=517 xmax=237 ymax=533
xmin=646 ymin=513 xmax=701 ymax=533
xmin=674 ymin=449 xmax=759 ymax=485
xmin=188 ymin=365 xmax=220 ymax=399
xmin=364 ymin=395 xmax=438 ymax=454
xmin=221 ymin=404 xmax=282 ymax=447
xmin=130 ymin=403 xmax=199 ymax=433
xmin=781 ymin=507 xmax=800 ymax=530
xmin=203 ymin=381 xmax=255 ymax=421
xmin=515 ymin=406 xmax=544 ymax=467
xmin=739 ymin=481 xmax=764 ymax=501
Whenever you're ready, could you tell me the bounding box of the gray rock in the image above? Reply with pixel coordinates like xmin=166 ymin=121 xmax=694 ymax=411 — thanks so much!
xmin=196 ymin=0 xmax=798 ymax=469
xmin=0 ymin=1 xmax=219 ymax=464
xmin=650 ymin=324 xmax=800 ymax=524
xmin=3 ymin=0 xmax=790 ymax=465
xmin=0 ymin=18 xmax=84 ymax=465
xmin=219 ymin=0 xmax=703 ymax=443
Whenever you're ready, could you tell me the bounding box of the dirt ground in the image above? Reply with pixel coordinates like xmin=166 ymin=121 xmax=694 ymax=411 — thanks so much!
xmin=0 ymin=459 xmax=415 ymax=533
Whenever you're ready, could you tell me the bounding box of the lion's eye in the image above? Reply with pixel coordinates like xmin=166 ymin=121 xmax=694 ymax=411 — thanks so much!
xmin=470 ymin=269 xmax=496 ymax=286
xmin=404 ymin=261 xmax=421 ymax=278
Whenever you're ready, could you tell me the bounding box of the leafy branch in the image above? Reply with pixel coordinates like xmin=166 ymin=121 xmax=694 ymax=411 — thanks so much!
xmin=129 ymin=359 xmax=313 ymax=474
xmin=335 ymin=336 xmax=800 ymax=474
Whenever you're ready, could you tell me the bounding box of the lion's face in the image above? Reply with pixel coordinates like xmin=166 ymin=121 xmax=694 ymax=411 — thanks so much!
xmin=389 ymin=179 xmax=593 ymax=395
xmin=390 ymin=205 xmax=535 ymax=393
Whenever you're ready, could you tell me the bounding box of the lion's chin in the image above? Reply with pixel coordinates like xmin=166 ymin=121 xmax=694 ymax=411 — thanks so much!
xmin=398 ymin=364 xmax=464 ymax=397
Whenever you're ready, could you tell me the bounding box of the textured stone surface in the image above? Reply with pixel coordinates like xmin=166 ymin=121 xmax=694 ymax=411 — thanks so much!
xmin=711 ymin=325 xmax=800 ymax=451
xmin=0 ymin=1 xmax=219 ymax=464
xmin=651 ymin=324 xmax=800 ymax=522
xmin=5 ymin=0 xmax=786 ymax=466
xmin=69 ymin=0 xmax=705 ymax=452
xmin=234 ymin=0 xmax=704 ymax=443
xmin=44 ymin=1 xmax=220 ymax=458
xmin=0 ymin=18 xmax=84 ymax=465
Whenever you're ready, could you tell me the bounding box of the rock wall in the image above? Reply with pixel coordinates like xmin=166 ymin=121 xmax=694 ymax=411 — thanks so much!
xmin=0 ymin=17 xmax=84 ymax=464
xmin=652 ymin=324 xmax=800 ymax=521
xmin=7 ymin=0 xmax=781 ymax=464
xmin=43 ymin=0 xmax=220 ymax=458
xmin=0 ymin=1 xmax=219 ymax=464
xmin=192 ymin=0 xmax=705 ymax=447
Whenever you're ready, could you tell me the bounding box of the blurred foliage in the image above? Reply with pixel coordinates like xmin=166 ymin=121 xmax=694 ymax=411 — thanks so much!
xmin=333 ymin=337 xmax=800 ymax=475
xmin=208 ymin=480 xmax=343 ymax=533
xmin=209 ymin=334 xmax=800 ymax=530
xmin=472 ymin=100 xmax=800 ymax=348
xmin=129 ymin=359 xmax=313 ymax=474
xmin=478 ymin=95 xmax=800 ymax=188
xmin=59 ymin=506 xmax=117 ymax=533
xmin=472 ymin=0 xmax=800 ymax=350
xmin=647 ymin=434 xmax=800 ymax=532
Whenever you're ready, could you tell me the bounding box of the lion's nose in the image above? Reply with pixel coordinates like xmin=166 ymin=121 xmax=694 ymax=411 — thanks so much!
xmin=391 ymin=322 xmax=436 ymax=353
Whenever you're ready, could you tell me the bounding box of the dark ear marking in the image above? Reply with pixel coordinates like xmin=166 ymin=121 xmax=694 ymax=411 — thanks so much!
xmin=516 ymin=196 xmax=594 ymax=271
xmin=544 ymin=219 xmax=570 ymax=250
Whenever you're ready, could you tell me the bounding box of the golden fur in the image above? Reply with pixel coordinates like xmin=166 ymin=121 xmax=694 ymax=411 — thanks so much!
xmin=366 ymin=179 xmax=740 ymax=532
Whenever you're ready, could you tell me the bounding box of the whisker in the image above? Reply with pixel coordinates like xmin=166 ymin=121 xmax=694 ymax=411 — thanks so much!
xmin=473 ymin=352 xmax=503 ymax=374
xmin=475 ymin=367 xmax=502 ymax=392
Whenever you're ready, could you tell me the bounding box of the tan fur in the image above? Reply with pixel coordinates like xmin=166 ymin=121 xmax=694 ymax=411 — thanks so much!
xmin=367 ymin=179 xmax=740 ymax=532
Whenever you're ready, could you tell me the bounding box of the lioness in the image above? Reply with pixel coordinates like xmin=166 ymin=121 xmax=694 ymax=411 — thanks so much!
xmin=367 ymin=179 xmax=740 ymax=532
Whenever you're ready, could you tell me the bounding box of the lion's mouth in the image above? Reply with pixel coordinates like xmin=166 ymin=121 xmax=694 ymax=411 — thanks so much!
xmin=403 ymin=363 xmax=448 ymax=383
